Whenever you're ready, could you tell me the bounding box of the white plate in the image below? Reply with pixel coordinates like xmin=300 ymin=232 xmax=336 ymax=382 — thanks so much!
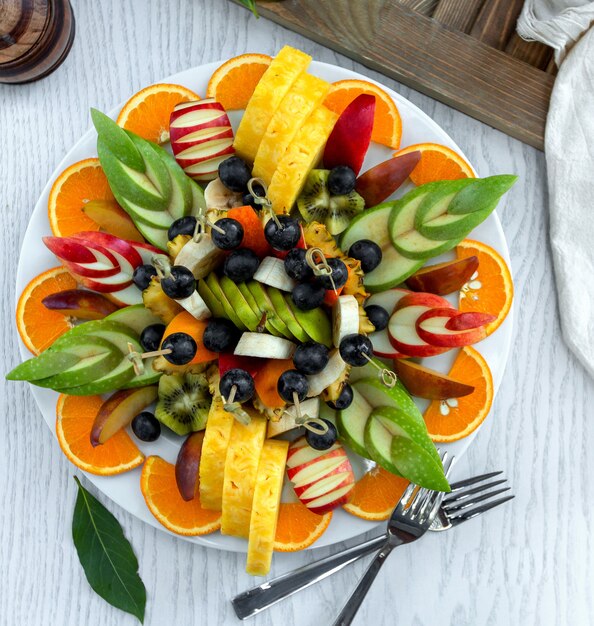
xmin=16 ymin=59 xmax=513 ymax=552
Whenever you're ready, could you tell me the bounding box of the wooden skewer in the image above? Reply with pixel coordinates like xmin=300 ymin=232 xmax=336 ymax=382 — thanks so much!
xmin=305 ymin=247 xmax=338 ymax=294
xmin=289 ymin=392 xmax=329 ymax=435
xmin=222 ymin=385 xmax=251 ymax=424
xmin=153 ymin=254 xmax=172 ymax=280
xmin=361 ymin=353 xmax=397 ymax=388
xmin=127 ymin=342 xmax=172 ymax=376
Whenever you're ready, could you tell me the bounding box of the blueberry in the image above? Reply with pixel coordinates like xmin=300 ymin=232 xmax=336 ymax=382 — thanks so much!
xmin=305 ymin=419 xmax=338 ymax=451
xmin=203 ymin=318 xmax=240 ymax=353
xmin=364 ymin=304 xmax=389 ymax=331
xmin=161 ymin=266 xmax=196 ymax=299
xmin=293 ymin=342 xmax=329 ymax=375
xmin=223 ymin=248 xmax=260 ymax=283
xmin=328 ymin=166 xmax=356 ymax=195
xmin=314 ymin=258 xmax=348 ymax=290
xmin=219 ymin=368 xmax=255 ymax=403
xmin=339 ymin=333 xmax=373 ymax=367
xmin=277 ymin=369 xmax=309 ymax=403
xmin=161 ymin=332 xmax=197 ymax=365
xmin=326 ymin=384 xmax=354 ymax=410
xmin=132 ymin=411 xmax=161 ymax=442
xmin=218 ymin=156 xmax=252 ymax=193
xmin=264 ymin=215 xmax=301 ymax=250
xmin=284 ymin=248 xmax=314 ymax=282
xmin=291 ymin=282 xmax=325 ymax=311
xmin=211 ymin=218 xmax=244 ymax=250
xmin=168 ymin=216 xmax=197 ymax=241
xmin=348 ymin=240 xmax=382 ymax=273
xmin=140 ymin=323 xmax=166 ymax=352
xmin=133 ymin=264 xmax=157 ymax=291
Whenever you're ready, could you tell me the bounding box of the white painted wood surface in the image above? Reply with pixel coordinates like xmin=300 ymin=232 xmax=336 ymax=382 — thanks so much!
xmin=1 ymin=1 xmax=593 ymax=625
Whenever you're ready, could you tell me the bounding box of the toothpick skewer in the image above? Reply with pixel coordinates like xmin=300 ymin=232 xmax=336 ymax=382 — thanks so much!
xmin=361 ymin=352 xmax=397 ymax=388
xmin=152 ymin=254 xmax=172 ymax=280
xmin=126 ymin=342 xmax=172 ymax=376
xmin=305 ymin=247 xmax=338 ymax=294
xmin=247 ymin=177 xmax=283 ymax=229
xmin=288 ymin=391 xmax=330 ymax=434
xmin=222 ymin=385 xmax=251 ymax=425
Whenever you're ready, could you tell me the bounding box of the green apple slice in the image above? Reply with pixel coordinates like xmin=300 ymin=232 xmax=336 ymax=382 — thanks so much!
xmin=90 ymin=108 xmax=144 ymax=170
xmin=256 ymin=280 xmax=302 ymax=343
xmin=147 ymin=142 xmax=193 ymax=219
xmin=6 ymin=351 xmax=80 ymax=382
xmin=189 ymin=179 xmax=207 ymax=217
xmin=127 ymin=132 xmax=173 ymax=202
xmin=284 ymin=294 xmax=332 ymax=347
xmin=205 ymin=274 xmax=246 ymax=330
xmin=391 ymin=436 xmax=450 ymax=492
xmin=237 ymin=283 xmax=286 ymax=339
xmin=59 ymin=358 xmax=136 ymax=395
xmin=447 ymin=174 xmax=517 ymax=215
xmin=106 ymin=304 xmax=162 ymax=335
xmin=340 ymin=202 xmax=423 ymax=292
xmin=123 ymin=356 xmax=161 ymax=388
xmin=198 ymin=278 xmax=228 ymax=318
xmin=336 ymin=386 xmax=373 ymax=459
xmin=219 ymin=276 xmax=261 ymax=331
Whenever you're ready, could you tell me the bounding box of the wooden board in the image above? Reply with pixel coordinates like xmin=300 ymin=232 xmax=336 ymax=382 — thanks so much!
xmin=236 ymin=0 xmax=554 ymax=150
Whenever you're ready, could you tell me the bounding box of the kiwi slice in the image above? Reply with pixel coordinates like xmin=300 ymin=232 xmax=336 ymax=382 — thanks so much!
xmin=155 ymin=372 xmax=211 ymax=436
xmin=297 ymin=169 xmax=364 ymax=236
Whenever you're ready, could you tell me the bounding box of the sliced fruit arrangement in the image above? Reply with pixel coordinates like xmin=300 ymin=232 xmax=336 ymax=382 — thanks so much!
xmin=7 ymin=45 xmax=517 ymax=579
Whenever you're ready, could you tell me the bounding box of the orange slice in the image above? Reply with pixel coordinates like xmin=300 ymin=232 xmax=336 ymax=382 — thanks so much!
xmin=48 ymin=158 xmax=113 ymax=238
xmin=273 ymin=502 xmax=332 ymax=552
xmin=324 ymin=79 xmax=402 ymax=149
xmin=423 ymin=346 xmax=493 ymax=442
xmin=342 ymin=466 xmax=409 ymax=521
xmin=393 ymin=143 xmax=474 ymax=185
xmin=206 ymin=53 xmax=272 ymax=110
xmin=56 ymin=394 xmax=144 ymax=475
xmin=117 ymin=83 xmax=201 ymax=144
xmin=457 ymin=239 xmax=513 ymax=335
xmin=140 ymin=456 xmax=221 ymax=536
xmin=17 ymin=267 xmax=77 ymax=354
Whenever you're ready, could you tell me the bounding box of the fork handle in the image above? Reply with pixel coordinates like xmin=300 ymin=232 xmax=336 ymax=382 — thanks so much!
xmin=331 ymin=542 xmax=395 ymax=626
xmin=232 ymin=534 xmax=387 ymax=620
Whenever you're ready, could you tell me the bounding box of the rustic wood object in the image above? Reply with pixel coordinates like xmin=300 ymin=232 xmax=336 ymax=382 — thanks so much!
xmin=243 ymin=0 xmax=556 ymax=150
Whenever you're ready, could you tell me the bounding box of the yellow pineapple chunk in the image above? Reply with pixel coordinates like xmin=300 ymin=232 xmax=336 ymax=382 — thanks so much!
xmin=233 ymin=46 xmax=311 ymax=163
xmin=253 ymin=73 xmax=330 ymax=184
xmin=221 ymin=415 xmax=267 ymax=537
xmin=199 ymin=398 xmax=235 ymax=510
xmin=267 ymin=106 xmax=338 ymax=213
xmin=246 ymin=439 xmax=289 ymax=576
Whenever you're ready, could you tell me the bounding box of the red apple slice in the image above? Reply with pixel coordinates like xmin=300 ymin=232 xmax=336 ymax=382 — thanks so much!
xmin=355 ymin=151 xmax=421 ymax=206
xmin=445 ymin=312 xmax=497 ymax=331
xmin=405 ymin=256 xmax=479 ymax=295
xmin=128 ymin=240 xmax=162 ymax=264
xmin=72 ymin=231 xmax=142 ymax=276
xmin=303 ymin=483 xmax=355 ymax=515
xmin=175 ymin=431 xmax=205 ymax=501
xmin=393 ymin=359 xmax=475 ymax=399
xmin=288 ymin=453 xmax=348 ymax=486
xmin=43 ymin=236 xmax=120 ymax=278
xmin=394 ymin=292 xmax=454 ymax=312
xmin=366 ymin=287 xmax=411 ymax=315
xmin=370 ymin=327 xmax=407 ymax=359
xmin=416 ymin=308 xmax=487 ymax=347
xmin=388 ymin=305 xmax=448 ymax=357
xmin=295 ymin=470 xmax=354 ymax=501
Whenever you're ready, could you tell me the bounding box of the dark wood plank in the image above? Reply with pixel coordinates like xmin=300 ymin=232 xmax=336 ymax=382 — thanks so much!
xmin=397 ymin=0 xmax=438 ymax=15
xmin=243 ymin=0 xmax=553 ymax=149
xmin=505 ymin=32 xmax=553 ymax=70
xmin=432 ymin=0 xmax=485 ymax=33
xmin=470 ymin=0 xmax=524 ymax=50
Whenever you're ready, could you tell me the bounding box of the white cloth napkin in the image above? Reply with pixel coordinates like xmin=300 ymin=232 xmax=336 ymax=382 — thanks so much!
xmin=517 ymin=1 xmax=594 ymax=378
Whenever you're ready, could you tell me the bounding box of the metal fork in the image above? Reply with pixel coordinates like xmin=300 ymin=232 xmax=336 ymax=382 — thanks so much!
xmin=232 ymin=468 xmax=513 ymax=620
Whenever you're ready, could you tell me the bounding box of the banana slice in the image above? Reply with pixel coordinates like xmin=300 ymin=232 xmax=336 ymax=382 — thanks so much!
xmin=177 ymin=290 xmax=211 ymax=320
xmin=204 ymin=177 xmax=244 ymax=210
xmin=253 ymin=257 xmax=296 ymax=292
xmin=175 ymin=235 xmax=225 ymax=280
xmin=307 ymin=349 xmax=347 ymax=397
xmin=266 ymin=398 xmax=320 ymax=438
xmin=332 ymin=295 xmax=360 ymax=348
xmin=234 ymin=332 xmax=296 ymax=359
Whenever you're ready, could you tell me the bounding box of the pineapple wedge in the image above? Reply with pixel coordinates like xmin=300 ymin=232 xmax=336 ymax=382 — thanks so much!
xmin=252 ymin=73 xmax=330 ymax=184
xmin=221 ymin=415 xmax=267 ymax=537
xmin=267 ymin=105 xmax=338 ymax=213
xmin=246 ymin=439 xmax=289 ymax=576
xmin=199 ymin=398 xmax=235 ymax=510
xmin=233 ymin=46 xmax=311 ymax=163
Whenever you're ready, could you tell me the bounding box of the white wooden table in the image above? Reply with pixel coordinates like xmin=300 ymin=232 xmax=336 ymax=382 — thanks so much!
xmin=1 ymin=1 xmax=593 ymax=625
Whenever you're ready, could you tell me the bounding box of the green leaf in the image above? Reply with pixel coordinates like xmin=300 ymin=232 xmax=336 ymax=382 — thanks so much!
xmin=72 ymin=477 xmax=146 ymax=623
xmin=237 ymin=0 xmax=259 ymax=17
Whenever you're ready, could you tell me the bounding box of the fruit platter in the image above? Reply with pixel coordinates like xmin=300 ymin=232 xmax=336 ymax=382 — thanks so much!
xmin=9 ymin=46 xmax=515 ymax=576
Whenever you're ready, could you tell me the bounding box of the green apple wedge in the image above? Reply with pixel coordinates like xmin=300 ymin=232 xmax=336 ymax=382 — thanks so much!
xmin=6 ymin=351 xmax=80 ymax=381
xmin=365 ymin=407 xmax=449 ymax=491
xmin=237 ymin=282 xmax=288 ymax=339
xmin=205 ymin=274 xmax=247 ymax=330
xmin=336 ymin=385 xmax=373 ymax=458
xmin=197 ymin=278 xmax=228 ymax=319
xmin=284 ymin=293 xmax=332 ymax=347
xmin=340 ymin=203 xmax=424 ymax=292
xmin=105 ymin=304 xmax=162 ymax=335
xmin=265 ymin=285 xmax=310 ymax=342
xmin=218 ymin=276 xmax=261 ymax=331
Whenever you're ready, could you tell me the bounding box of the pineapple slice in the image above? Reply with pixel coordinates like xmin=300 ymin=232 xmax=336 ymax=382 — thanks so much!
xmin=233 ymin=46 xmax=311 ymax=163
xmin=199 ymin=398 xmax=235 ymax=510
xmin=252 ymin=73 xmax=330 ymax=184
xmin=267 ymin=106 xmax=338 ymax=213
xmin=246 ymin=439 xmax=289 ymax=576
xmin=221 ymin=415 xmax=267 ymax=537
